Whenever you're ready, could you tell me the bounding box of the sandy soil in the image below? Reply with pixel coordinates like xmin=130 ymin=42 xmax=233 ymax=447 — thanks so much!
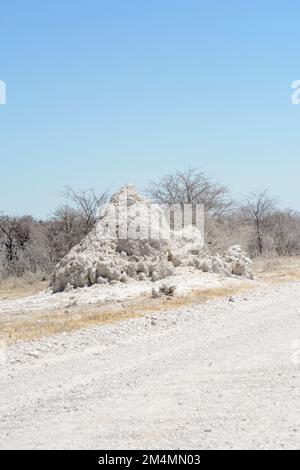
xmin=0 ymin=278 xmax=299 ymax=449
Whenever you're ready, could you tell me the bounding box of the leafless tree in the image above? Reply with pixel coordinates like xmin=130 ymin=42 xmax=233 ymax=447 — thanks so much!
xmin=147 ymin=168 xmax=233 ymax=217
xmin=0 ymin=215 xmax=31 ymax=262
xmin=61 ymin=187 xmax=109 ymax=234
xmin=1 ymin=178 xmax=300 ymax=283
xmin=47 ymin=205 xmax=83 ymax=261
xmin=46 ymin=187 xmax=109 ymax=263
xmin=264 ymin=209 xmax=300 ymax=255
xmin=240 ymin=190 xmax=277 ymax=255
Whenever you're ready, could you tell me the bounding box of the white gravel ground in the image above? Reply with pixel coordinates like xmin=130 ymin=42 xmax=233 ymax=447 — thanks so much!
xmin=0 ymin=267 xmax=247 ymax=321
xmin=0 ymin=280 xmax=300 ymax=449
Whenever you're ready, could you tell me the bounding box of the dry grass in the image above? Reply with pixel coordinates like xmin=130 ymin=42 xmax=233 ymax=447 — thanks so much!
xmin=2 ymin=256 xmax=300 ymax=344
xmin=253 ymin=255 xmax=300 ymax=284
xmin=1 ymin=282 xmax=253 ymax=345
xmin=0 ymin=275 xmax=48 ymax=300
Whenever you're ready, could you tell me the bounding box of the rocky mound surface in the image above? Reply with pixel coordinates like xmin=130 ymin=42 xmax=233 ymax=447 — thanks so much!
xmin=50 ymin=185 xmax=253 ymax=292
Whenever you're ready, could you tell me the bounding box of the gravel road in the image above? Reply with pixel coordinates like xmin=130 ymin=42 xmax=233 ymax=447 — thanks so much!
xmin=1 ymin=281 xmax=299 ymax=449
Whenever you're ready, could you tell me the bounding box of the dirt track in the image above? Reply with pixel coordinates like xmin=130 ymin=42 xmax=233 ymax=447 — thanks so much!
xmin=0 ymin=281 xmax=300 ymax=449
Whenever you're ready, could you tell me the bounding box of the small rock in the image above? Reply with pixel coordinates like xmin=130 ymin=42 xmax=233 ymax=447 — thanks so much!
xmin=65 ymin=283 xmax=74 ymax=292
xmin=96 ymin=276 xmax=108 ymax=285
xmin=27 ymin=351 xmax=39 ymax=359
xmin=151 ymin=288 xmax=161 ymax=298
xmin=229 ymin=296 xmax=235 ymax=302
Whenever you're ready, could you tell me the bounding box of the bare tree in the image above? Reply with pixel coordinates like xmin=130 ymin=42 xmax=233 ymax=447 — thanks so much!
xmin=47 ymin=205 xmax=83 ymax=261
xmin=61 ymin=187 xmax=109 ymax=234
xmin=240 ymin=190 xmax=277 ymax=255
xmin=264 ymin=209 xmax=300 ymax=255
xmin=147 ymin=168 xmax=233 ymax=217
xmin=46 ymin=187 xmax=109 ymax=262
xmin=0 ymin=215 xmax=31 ymax=263
xmin=0 ymin=216 xmax=19 ymax=262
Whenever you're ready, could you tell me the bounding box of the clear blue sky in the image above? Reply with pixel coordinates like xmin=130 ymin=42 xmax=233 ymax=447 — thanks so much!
xmin=0 ymin=0 xmax=299 ymax=218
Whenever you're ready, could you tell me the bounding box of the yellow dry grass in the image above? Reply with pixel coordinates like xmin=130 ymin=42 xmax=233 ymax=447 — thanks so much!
xmin=253 ymin=255 xmax=300 ymax=284
xmin=0 ymin=277 xmax=48 ymax=300
xmin=2 ymin=256 xmax=300 ymax=345
xmin=1 ymin=282 xmax=253 ymax=345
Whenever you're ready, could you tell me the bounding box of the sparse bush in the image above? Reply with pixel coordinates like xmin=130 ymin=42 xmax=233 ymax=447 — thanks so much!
xmin=0 ymin=187 xmax=108 ymax=282
xmin=148 ymin=172 xmax=300 ymax=258
xmin=0 ymin=175 xmax=299 ymax=285
xmin=148 ymin=168 xmax=233 ymax=217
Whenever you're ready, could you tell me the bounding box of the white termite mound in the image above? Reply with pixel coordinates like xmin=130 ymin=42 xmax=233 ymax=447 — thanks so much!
xmin=50 ymin=185 xmax=253 ymax=292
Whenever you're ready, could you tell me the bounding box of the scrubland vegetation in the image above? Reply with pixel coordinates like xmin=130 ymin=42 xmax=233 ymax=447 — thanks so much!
xmin=1 ymin=168 xmax=300 ymax=284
